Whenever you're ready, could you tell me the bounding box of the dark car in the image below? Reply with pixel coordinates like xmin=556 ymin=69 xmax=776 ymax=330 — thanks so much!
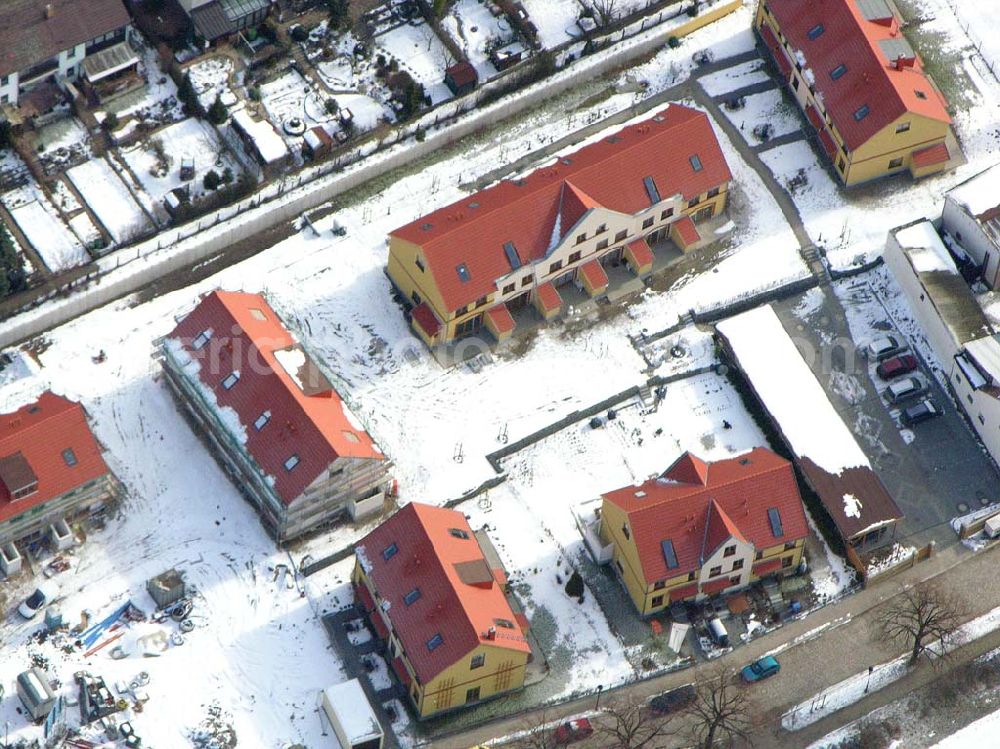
xmin=884 ymin=376 xmax=925 ymax=404
xmin=554 ymin=718 xmax=594 ymax=745
xmin=876 ymin=354 xmax=918 ymax=380
xmin=902 ymin=399 xmax=940 ymax=426
xmin=649 ymin=684 xmax=696 ymax=715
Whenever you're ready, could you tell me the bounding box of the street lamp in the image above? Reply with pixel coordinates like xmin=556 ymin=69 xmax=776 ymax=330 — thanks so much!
xmin=595 ymin=684 xmax=605 ymax=710
xmin=864 ymin=665 xmax=874 ymax=693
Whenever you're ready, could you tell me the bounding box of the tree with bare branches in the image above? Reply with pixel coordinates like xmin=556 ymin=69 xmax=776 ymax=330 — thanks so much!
xmin=685 ymin=668 xmax=752 ymax=749
xmin=598 ymin=693 xmax=677 ymax=748
xmin=873 ymin=582 xmax=967 ymax=667
xmin=511 ymin=710 xmax=558 ymax=749
xmin=590 ymin=0 xmax=618 ymax=26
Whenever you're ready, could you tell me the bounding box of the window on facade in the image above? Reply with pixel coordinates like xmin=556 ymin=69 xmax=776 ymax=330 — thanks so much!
xmin=404 ymin=588 xmax=421 ymax=605
xmin=732 ymin=559 xmax=744 ymax=571
xmin=782 ymin=556 xmax=793 ymax=568
xmin=830 ymin=64 xmax=847 ymax=80
xmin=755 ymin=549 xmax=764 ymax=560
xmin=416 ymin=257 xmax=425 ymax=272
xmin=784 ymin=541 xmax=797 ymax=551
xmin=651 ymin=595 xmax=664 ymax=607
xmin=475 ymin=296 xmax=488 ymax=308
xmin=979 ymin=414 xmax=986 ymax=425
xmin=470 ymin=654 xmax=485 ymax=670
xmin=889 ymin=157 xmax=903 ymax=169
xmin=192 ymin=328 xmax=213 ymax=350
xmin=642 ymin=217 xmax=654 ymax=230
xmin=383 ymin=543 xmax=399 ymax=560
xmin=707 ymin=187 xmax=720 ymax=199
xmin=723 ymin=545 xmax=736 ymax=557
xmin=456 ymin=305 xmax=468 ymax=316
xmin=689 ymin=154 xmax=703 ymax=172
xmin=576 ymin=233 xmax=587 ymax=244
xmin=595 ymin=238 xmax=608 ymax=251
xmin=729 ymin=575 xmax=741 ymax=586
xmin=807 ymin=23 xmax=824 ymax=40
xmin=62 ymin=448 xmax=78 ymax=467
xmin=568 ymin=251 xmax=582 ymax=264
xmin=549 ymin=260 xmax=563 ymax=274
xmin=792 ymin=76 xmax=799 ymax=91
xmin=709 ymin=566 xmax=722 ymax=577
xmin=221 ymin=371 xmax=240 ymax=390
xmin=411 ymin=291 xmax=422 ymax=306
xmin=503 ymin=283 xmax=515 ymax=295
xmin=838 ymin=157 xmax=846 ymax=172
xmin=522 ymin=275 xmax=533 ymax=287
xmin=466 ymin=687 xmax=481 ymax=703
xmin=687 ymin=197 xmax=699 ymax=208
xmin=653 ymin=580 xmax=666 ymax=591
xmin=449 ymin=528 xmax=470 ymax=540
xmin=661 ymin=208 xmax=674 ymax=220
xmin=253 ymin=411 xmax=271 ymax=431
xmin=621 ymin=523 xmax=630 ymax=540
xmin=284 ymin=455 xmax=299 ymax=471
xmin=596 ymin=224 xmax=607 ymax=234
xmin=615 ymin=229 xmax=628 ymax=242
xmin=896 ymin=122 xmax=911 ymax=134
xmin=427 ymin=633 xmax=444 ymax=651
xmin=688 ymin=571 xmax=696 ymax=581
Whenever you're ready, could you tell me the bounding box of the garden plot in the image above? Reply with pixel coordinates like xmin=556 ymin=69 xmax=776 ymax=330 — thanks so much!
xmin=67 ymin=157 xmax=154 ymax=245
xmin=121 ymin=118 xmax=241 ymax=217
xmin=104 ymin=41 xmax=184 ymax=127
xmin=372 ymin=21 xmax=454 ymax=105
xmin=259 ymin=69 xmax=342 ymax=152
xmin=440 ymin=0 xmax=506 ymax=81
xmin=699 ymin=59 xmax=771 ymax=97
xmin=521 ymin=0 xmax=581 ymax=49
xmin=721 ymin=88 xmax=802 ymax=144
xmin=35 ymin=114 xmax=92 ymax=173
xmin=187 ymin=55 xmax=239 ymax=113
xmin=1 ymin=182 xmax=89 ymax=272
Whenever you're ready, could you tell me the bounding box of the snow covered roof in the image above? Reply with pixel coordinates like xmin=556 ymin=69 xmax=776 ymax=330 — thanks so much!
xmin=602 ymin=448 xmax=809 ymax=583
xmin=890 ymin=220 xmax=992 ymax=347
xmin=946 ymin=161 xmax=1000 ymax=220
xmin=964 ymin=335 xmax=1000 ymax=384
xmin=231 ymin=110 xmax=290 ymax=165
xmin=355 ymin=503 xmax=530 ymax=685
xmin=165 ymin=291 xmax=385 ymax=506
xmin=717 ymin=305 xmax=902 ymax=541
xmin=391 ymin=105 xmax=732 ymax=313
xmin=762 ymin=0 xmax=951 ymax=152
xmin=0 ymin=391 xmax=111 ymax=524
xmin=322 ymin=679 xmax=382 ymax=743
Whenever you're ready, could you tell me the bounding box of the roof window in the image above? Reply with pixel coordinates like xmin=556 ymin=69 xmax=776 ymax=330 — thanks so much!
xmin=456 ymin=263 xmax=471 ymax=283
xmin=768 ymin=507 xmax=785 ymax=538
xmin=449 ymin=528 xmax=470 ymax=540
xmin=221 ymin=371 xmax=240 ymax=390
xmin=854 ymin=104 xmax=871 ymax=121
xmin=689 ymin=154 xmax=703 ymax=172
xmin=427 ymin=633 xmax=444 ymax=651
xmin=383 ymin=543 xmax=398 ymax=560
xmin=284 ymin=454 xmax=300 ymax=471
xmin=404 ymin=588 xmax=421 ymax=605
xmin=62 ymin=448 xmax=78 ymax=467
xmin=830 ymin=64 xmax=847 ymax=80
xmin=914 ymin=89 xmax=927 ymax=100
xmin=661 ymin=539 xmax=679 ymax=569
xmin=807 ymin=23 xmax=825 ymax=40
xmin=192 ymin=328 xmax=213 ymax=350
xmin=254 ymin=411 xmax=271 ymax=431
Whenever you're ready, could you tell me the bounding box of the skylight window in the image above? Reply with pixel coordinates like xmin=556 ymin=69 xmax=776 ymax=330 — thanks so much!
xmin=689 ymin=154 xmax=703 ymax=172
xmin=456 ymin=263 xmax=471 ymax=283
xmin=192 ymin=328 xmax=213 ymax=350
xmin=221 ymin=371 xmax=240 ymax=390
xmin=503 ymin=241 xmax=522 ymax=271
xmin=62 ymin=448 xmax=78 ymax=467
xmin=427 ymin=633 xmax=444 ymax=651
xmin=661 ymin=539 xmax=679 ymax=569
xmin=914 ymin=89 xmax=927 ymax=100
xmin=449 ymin=528 xmax=470 ymax=540
xmin=807 ymin=23 xmax=825 ymax=40
xmin=383 ymin=543 xmax=398 ymax=560
xmin=284 ymin=454 xmax=300 ymax=471
xmin=249 ymin=308 xmax=267 ymax=321
xmin=404 ymin=588 xmax=421 ymax=605
xmin=254 ymin=410 xmax=271 ymax=431
xmin=830 ymin=64 xmax=847 ymax=80
xmin=854 ymin=104 xmax=871 ymax=121
xmin=768 ymin=507 xmax=785 ymax=538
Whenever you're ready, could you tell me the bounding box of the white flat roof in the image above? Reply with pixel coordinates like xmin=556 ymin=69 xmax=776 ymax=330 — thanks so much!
xmin=895 ymin=220 xmax=958 ymax=275
xmin=717 ymin=304 xmax=870 ymax=475
xmin=322 ymin=679 xmax=382 ymax=743
xmin=948 ymin=162 xmax=1000 ymax=219
xmin=232 ymin=110 xmax=289 ymax=165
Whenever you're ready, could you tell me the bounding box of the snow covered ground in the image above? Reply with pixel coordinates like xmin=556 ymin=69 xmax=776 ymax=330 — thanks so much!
xmin=67 ymin=157 xmax=154 ymax=245
xmin=7 ymin=200 xmax=89 ymax=272
xmin=521 ymin=0 xmax=581 ymax=49
xmin=719 ymin=88 xmax=803 ymax=144
xmin=372 ymin=21 xmax=454 ymax=105
xmin=441 ymin=0 xmax=505 ymax=82
xmin=698 ymin=59 xmax=770 ymax=96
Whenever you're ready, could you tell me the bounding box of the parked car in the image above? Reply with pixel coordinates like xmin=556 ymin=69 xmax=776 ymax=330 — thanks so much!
xmin=876 ymin=354 xmax=918 ymax=380
xmin=741 ymin=655 xmax=781 ymax=683
xmin=864 ymin=335 xmax=906 ymax=361
xmin=18 ymin=581 xmax=59 ymax=619
xmin=649 ymin=684 xmax=696 ymax=715
xmin=885 ymin=376 xmax=925 ymax=404
xmin=902 ymin=399 xmax=940 ymax=426
xmin=554 ymin=718 xmax=594 ymax=745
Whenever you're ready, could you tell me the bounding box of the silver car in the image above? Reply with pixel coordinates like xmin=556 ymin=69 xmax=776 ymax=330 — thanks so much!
xmin=885 ymin=376 xmax=925 ymax=404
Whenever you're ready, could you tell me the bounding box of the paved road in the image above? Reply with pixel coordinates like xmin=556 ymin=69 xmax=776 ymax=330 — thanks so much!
xmin=426 ymin=541 xmax=1000 ymax=748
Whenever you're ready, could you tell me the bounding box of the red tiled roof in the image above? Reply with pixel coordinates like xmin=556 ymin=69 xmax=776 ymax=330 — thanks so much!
xmin=805 ymin=104 xmax=824 ymax=130
xmin=627 ymin=237 xmax=654 ymax=268
xmin=912 ymin=142 xmax=949 ymax=168
xmin=371 ymin=609 xmax=389 ymax=639
xmin=672 ymin=215 xmax=701 ymax=246
xmin=579 ymin=259 xmax=608 ymax=289
xmin=704 ymin=500 xmax=747 ymax=559
xmin=760 ymin=23 xmax=792 ymax=77
xmin=354 ymin=580 xmax=375 ymax=612
xmin=355 ymin=503 xmax=530 ymax=685
xmin=818 ymin=128 xmax=837 ymax=157
xmin=763 ymin=0 xmax=951 ymax=153
xmin=0 ymin=391 xmax=110 ymax=525
xmin=392 ymin=656 xmax=412 ymax=686
xmin=668 ymin=582 xmax=699 ymax=602
xmin=392 ymin=105 xmax=732 ymax=312
xmin=485 ymin=304 xmax=515 ymax=334
xmin=753 ymin=558 xmax=783 ymax=576
xmin=411 ymin=301 xmax=442 ymax=337
xmin=445 ymin=61 xmax=477 ymax=88
xmin=535 ymin=282 xmax=562 ymax=312
xmin=603 ymin=448 xmax=809 ymax=584
xmin=702 ymin=577 xmax=731 ymax=596
xmin=167 ymin=291 xmax=384 ymax=506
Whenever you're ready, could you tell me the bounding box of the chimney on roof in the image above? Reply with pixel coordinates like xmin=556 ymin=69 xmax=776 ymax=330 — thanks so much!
xmin=45 ymin=3 xmax=54 ymax=19
xmin=486 ymin=626 xmax=496 ymax=641
xmin=895 ymin=55 xmax=916 ymax=71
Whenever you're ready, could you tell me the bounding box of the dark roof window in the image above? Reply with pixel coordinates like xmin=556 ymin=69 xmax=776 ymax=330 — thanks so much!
xmin=807 ymin=23 xmax=825 ymax=40
xmin=854 ymin=105 xmax=871 ymax=121
xmin=503 ymin=241 xmax=522 ymax=270
xmin=404 ymin=587 xmax=421 ymax=605
xmin=661 ymin=539 xmax=679 ymax=569
xmin=254 ymin=411 xmax=271 ymax=431
xmin=494 ymin=618 xmax=515 ymax=629
xmin=383 ymin=543 xmax=399 ymax=560
xmin=62 ymin=448 xmax=78 ymax=467
xmin=192 ymin=328 xmax=213 ymax=350
xmin=689 ymin=154 xmax=703 ymax=172
xmin=643 ymin=175 xmax=661 ymax=204
xmin=915 ymin=89 xmax=927 ymax=100
xmin=449 ymin=528 xmax=470 ymax=540
xmin=768 ymin=507 xmax=785 ymax=538
xmin=427 ymin=633 xmax=444 ymax=651
xmin=830 ymin=64 xmax=847 ymax=80
xmin=456 ymin=263 xmax=471 ymax=283
xmin=284 ymin=454 xmax=299 ymax=471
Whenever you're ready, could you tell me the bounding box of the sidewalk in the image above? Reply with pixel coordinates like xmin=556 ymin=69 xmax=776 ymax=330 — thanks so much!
xmin=426 ymin=541 xmax=1000 ymax=748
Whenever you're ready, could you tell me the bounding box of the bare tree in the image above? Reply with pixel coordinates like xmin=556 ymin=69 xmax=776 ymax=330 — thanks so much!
xmin=598 ymin=693 xmax=676 ymax=749
xmin=590 ymin=0 xmax=618 ymax=26
xmin=511 ymin=710 xmax=558 ymax=749
xmin=873 ymin=582 xmax=967 ymax=667
xmin=686 ymin=668 xmax=752 ymax=749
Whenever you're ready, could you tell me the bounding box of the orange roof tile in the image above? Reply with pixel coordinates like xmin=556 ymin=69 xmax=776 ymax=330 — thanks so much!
xmin=535 ymin=282 xmax=562 ymax=311
xmin=579 ymin=259 xmax=609 ymax=289
xmin=356 ymin=503 xmax=530 ymax=684
xmin=485 ymin=303 xmax=515 ymax=334
xmin=912 ymin=142 xmax=949 ymax=167
xmin=391 ymin=105 xmax=731 ymax=312
xmin=672 ymin=215 xmax=701 ymax=246
xmin=627 ymin=237 xmax=655 ymax=268
xmin=411 ymin=301 xmax=442 ymax=337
